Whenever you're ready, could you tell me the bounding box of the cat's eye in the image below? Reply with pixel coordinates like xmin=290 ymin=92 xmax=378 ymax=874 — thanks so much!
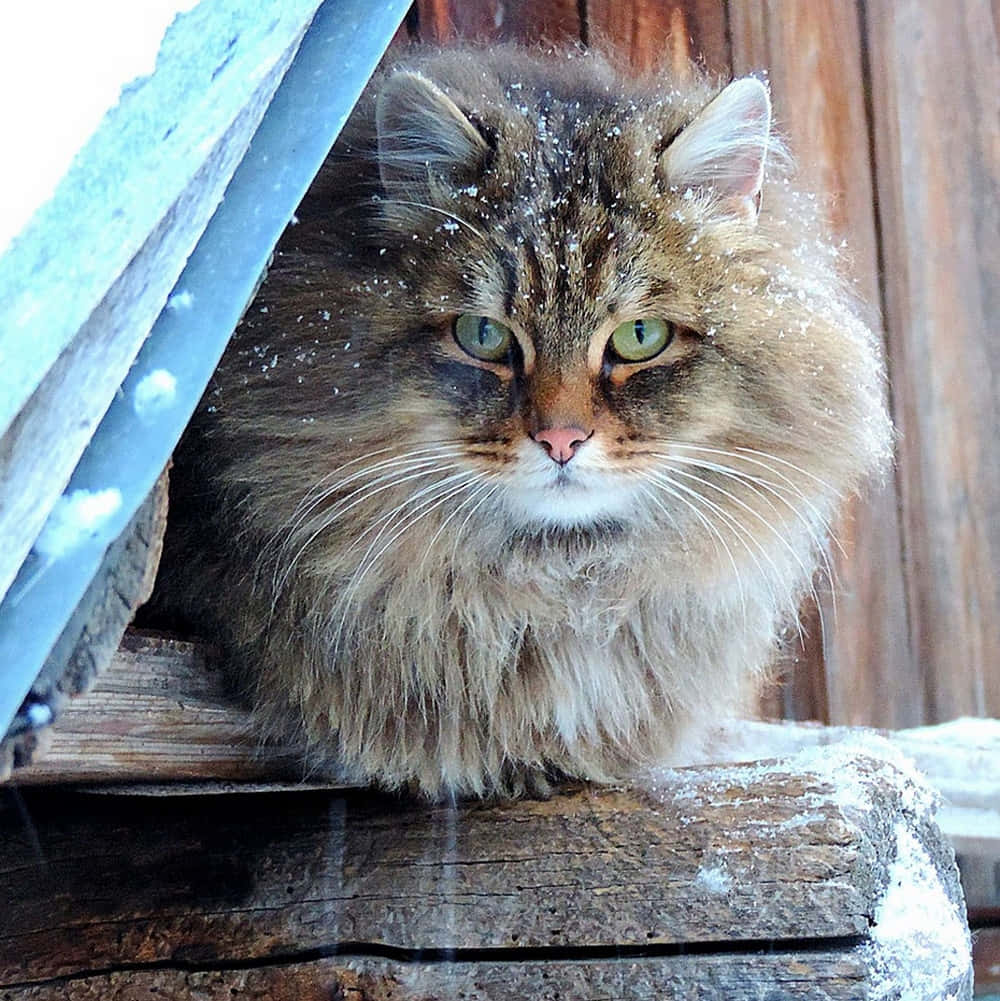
xmin=453 ymin=314 xmax=515 ymax=362
xmin=608 ymin=318 xmax=675 ymax=362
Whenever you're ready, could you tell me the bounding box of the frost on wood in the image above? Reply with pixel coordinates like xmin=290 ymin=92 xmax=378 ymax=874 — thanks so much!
xmin=32 ymin=487 xmax=122 ymax=560
xmin=866 ymin=824 xmax=973 ymax=1000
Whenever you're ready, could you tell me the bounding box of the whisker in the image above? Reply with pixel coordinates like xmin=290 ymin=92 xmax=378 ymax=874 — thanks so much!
xmin=384 ymin=199 xmax=486 ymax=241
xmin=273 ymin=461 xmax=464 ymax=600
xmin=658 ymin=463 xmax=829 ymax=646
xmin=635 ymin=472 xmax=747 ymax=625
xmin=273 ymin=444 xmax=458 ymax=554
xmin=651 ymin=452 xmax=840 ymax=598
xmin=419 ymin=474 xmax=498 ymax=573
xmin=644 ymin=470 xmax=790 ymax=639
xmin=653 ymin=442 xmax=847 ymax=559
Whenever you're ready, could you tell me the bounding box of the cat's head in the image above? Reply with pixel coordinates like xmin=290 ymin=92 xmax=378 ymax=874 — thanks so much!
xmin=273 ymin=48 xmax=891 ymax=552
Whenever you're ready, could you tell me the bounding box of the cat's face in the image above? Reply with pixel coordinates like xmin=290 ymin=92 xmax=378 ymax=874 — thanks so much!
xmin=333 ymin=51 xmax=888 ymax=537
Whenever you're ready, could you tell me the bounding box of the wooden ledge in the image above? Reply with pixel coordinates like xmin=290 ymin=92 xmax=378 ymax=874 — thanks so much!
xmin=0 ymin=746 xmax=973 ymax=999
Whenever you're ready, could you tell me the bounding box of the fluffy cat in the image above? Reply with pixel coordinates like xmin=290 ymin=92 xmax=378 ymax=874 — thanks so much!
xmin=156 ymin=46 xmax=892 ymax=798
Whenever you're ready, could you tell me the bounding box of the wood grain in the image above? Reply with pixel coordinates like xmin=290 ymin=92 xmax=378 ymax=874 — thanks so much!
xmin=0 ymin=953 xmax=873 ymax=1001
xmin=865 ymin=0 xmax=1000 ymax=721
xmin=8 ymin=632 xmax=305 ymax=785
xmin=412 ymin=0 xmax=582 ymax=45
xmin=728 ymin=0 xmax=914 ymax=728
xmin=587 ymin=0 xmax=729 ymax=75
xmin=0 ymin=751 xmax=969 ymax=996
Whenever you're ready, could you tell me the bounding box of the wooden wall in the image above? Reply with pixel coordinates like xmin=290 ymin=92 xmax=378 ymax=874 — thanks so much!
xmin=398 ymin=0 xmax=999 ymax=729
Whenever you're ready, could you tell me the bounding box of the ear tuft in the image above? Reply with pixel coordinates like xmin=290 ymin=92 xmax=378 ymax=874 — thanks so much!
xmin=375 ymin=71 xmax=489 ymax=193
xmin=661 ymin=77 xmax=772 ymax=223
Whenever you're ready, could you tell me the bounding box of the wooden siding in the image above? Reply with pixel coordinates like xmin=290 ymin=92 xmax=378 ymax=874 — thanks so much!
xmin=404 ymin=0 xmax=999 ymax=729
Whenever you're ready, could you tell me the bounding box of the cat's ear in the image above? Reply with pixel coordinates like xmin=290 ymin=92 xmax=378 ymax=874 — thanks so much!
xmin=660 ymin=77 xmax=772 ymax=224
xmin=375 ymin=71 xmax=490 ymax=193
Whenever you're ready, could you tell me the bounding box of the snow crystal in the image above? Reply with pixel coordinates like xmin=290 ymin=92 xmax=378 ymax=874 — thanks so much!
xmin=133 ymin=368 xmax=177 ymax=418
xmin=865 ymin=823 xmax=972 ymax=1000
xmin=166 ymin=289 xmax=193 ymax=311
xmin=694 ymin=864 xmax=731 ymax=895
xmin=34 ymin=487 xmax=123 ymax=559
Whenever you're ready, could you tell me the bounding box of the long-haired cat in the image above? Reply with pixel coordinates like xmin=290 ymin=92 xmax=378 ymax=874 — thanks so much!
xmin=157 ymin=45 xmax=892 ymax=798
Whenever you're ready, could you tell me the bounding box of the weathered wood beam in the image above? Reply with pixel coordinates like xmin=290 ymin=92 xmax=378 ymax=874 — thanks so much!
xmin=0 ymin=749 xmax=973 ymax=998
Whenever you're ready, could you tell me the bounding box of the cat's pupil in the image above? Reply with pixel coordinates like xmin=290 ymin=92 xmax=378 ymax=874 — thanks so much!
xmin=634 ymin=320 xmax=646 ymax=344
xmin=478 ymin=317 xmax=491 ymax=346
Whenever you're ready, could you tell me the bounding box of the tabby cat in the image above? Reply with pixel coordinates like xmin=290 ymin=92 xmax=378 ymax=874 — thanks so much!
xmin=157 ymin=46 xmax=892 ymax=798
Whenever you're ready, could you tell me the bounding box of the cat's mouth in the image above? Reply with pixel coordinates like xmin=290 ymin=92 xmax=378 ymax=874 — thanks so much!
xmin=494 ymin=440 xmax=641 ymax=529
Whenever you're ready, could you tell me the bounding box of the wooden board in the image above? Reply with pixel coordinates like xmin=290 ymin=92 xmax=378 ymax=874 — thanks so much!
xmin=0 ymin=749 xmax=972 ymax=998
xmin=412 ymin=0 xmax=582 ymax=44
xmin=0 ymin=953 xmax=872 ymax=1001
xmin=0 ymin=9 xmax=315 ymax=609
xmin=10 ymin=636 xmax=998 ymax=863
xmin=0 ymin=473 xmax=169 ymax=778
xmin=8 ymin=632 xmax=306 ymax=785
xmin=587 ymin=0 xmax=729 ymax=75
xmin=865 ymin=0 xmax=1000 ymax=722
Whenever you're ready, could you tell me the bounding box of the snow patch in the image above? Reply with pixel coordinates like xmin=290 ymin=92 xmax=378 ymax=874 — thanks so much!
xmin=25 ymin=703 xmax=53 ymax=728
xmin=694 ymin=864 xmax=731 ymax=895
xmin=0 ymin=1 xmax=201 ymax=252
xmin=33 ymin=487 xmax=123 ymax=559
xmin=865 ymin=823 xmax=972 ymax=1000
xmin=133 ymin=368 xmax=177 ymax=418
xmin=166 ymin=289 xmax=194 ymax=310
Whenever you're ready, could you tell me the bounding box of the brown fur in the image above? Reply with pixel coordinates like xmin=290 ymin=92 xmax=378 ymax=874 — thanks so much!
xmin=155 ymin=46 xmax=892 ymax=798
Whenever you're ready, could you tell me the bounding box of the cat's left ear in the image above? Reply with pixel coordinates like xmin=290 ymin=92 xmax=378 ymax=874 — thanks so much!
xmin=660 ymin=77 xmax=772 ymax=224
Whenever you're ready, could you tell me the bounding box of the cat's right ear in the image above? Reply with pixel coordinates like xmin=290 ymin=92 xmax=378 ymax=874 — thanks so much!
xmin=375 ymin=72 xmax=490 ymax=193
xmin=660 ymin=77 xmax=772 ymax=224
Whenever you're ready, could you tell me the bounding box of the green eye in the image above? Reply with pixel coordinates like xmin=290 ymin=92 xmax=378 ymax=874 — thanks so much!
xmin=453 ymin=314 xmax=514 ymax=362
xmin=608 ymin=318 xmax=674 ymax=362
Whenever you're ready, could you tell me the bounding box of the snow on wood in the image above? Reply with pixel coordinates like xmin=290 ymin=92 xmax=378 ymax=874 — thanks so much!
xmin=0 ymin=0 xmax=323 ymax=609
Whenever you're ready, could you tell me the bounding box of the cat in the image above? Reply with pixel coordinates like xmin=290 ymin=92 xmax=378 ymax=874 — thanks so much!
xmin=155 ymin=45 xmax=893 ymax=799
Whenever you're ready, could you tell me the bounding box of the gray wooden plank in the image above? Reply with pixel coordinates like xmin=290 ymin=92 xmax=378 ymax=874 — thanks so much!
xmin=0 ymin=0 xmax=323 ymax=433
xmin=0 ymin=5 xmax=317 ymax=609
xmin=0 ymin=750 xmax=963 ymax=984
xmin=0 ymin=952 xmax=872 ymax=1001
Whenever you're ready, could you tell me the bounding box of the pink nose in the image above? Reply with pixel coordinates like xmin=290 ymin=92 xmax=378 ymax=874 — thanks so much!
xmin=532 ymin=427 xmax=591 ymax=465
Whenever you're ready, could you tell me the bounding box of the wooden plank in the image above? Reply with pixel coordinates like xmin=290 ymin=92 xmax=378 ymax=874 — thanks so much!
xmin=0 ymin=751 xmax=962 ymax=983
xmin=9 ymin=633 xmax=305 ymax=785
xmin=0 ymin=952 xmax=872 ymax=1001
xmin=865 ymin=0 xmax=1000 ymax=721
xmin=587 ymin=0 xmax=729 ymax=76
xmin=0 ymin=473 xmax=169 ymax=779
xmin=412 ymin=0 xmax=582 ymax=44
xmin=0 ymin=12 xmax=314 ymax=609
xmin=728 ymin=0 xmax=913 ymax=728
xmin=0 ymin=748 xmax=973 ymax=998
xmin=972 ymin=925 xmax=1000 ymax=995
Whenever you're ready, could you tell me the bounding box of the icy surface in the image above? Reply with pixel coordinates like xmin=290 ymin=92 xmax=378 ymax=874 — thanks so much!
xmin=865 ymin=823 xmax=972 ymax=1001
xmin=133 ymin=368 xmax=178 ymax=418
xmin=0 ymin=1 xmax=200 ymax=253
xmin=33 ymin=488 xmax=123 ymax=560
